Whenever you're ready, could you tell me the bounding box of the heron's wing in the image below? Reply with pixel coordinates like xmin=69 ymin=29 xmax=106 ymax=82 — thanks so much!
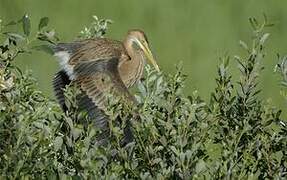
xmin=52 ymin=38 xmax=124 ymax=64
xmin=74 ymin=57 xmax=136 ymax=145
xmin=68 ymin=38 xmax=124 ymax=65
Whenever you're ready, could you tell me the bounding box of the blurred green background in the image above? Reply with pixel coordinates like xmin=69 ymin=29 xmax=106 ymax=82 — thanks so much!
xmin=1 ymin=0 xmax=287 ymax=116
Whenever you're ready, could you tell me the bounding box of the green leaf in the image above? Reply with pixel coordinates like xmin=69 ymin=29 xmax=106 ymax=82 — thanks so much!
xmin=272 ymin=151 xmax=283 ymax=163
xmin=170 ymin=146 xmax=179 ymax=155
xmin=72 ymin=128 xmax=82 ymax=140
xmin=54 ymin=136 xmax=63 ymax=151
xmin=137 ymin=80 xmax=147 ymax=96
xmin=5 ymin=20 xmax=18 ymax=26
xmin=4 ymin=32 xmax=25 ymax=41
xmin=205 ymin=141 xmax=222 ymax=160
xmin=38 ymin=17 xmax=49 ymax=30
xmin=239 ymin=40 xmax=249 ymax=51
xmin=151 ymin=158 xmax=162 ymax=165
xmin=195 ymin=159 xmax=206 ymax=173
xmin=259 ymin=33 xmax=270 ymax=45
xmin=22 ymin=14 xmax=31 ymax=36
xmin=0 ymin=45 xmax=9 ymax=53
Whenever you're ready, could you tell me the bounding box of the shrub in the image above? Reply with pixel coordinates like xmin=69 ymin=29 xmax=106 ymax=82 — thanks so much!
xmin=0 ymin=15 xmax=286 ymax=179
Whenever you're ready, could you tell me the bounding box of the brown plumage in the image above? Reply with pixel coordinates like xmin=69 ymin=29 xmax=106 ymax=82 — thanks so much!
xmin=52 ymin=30 xmax=159 ymax=145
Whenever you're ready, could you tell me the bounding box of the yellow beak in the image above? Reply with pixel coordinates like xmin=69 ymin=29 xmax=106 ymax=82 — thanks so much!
xmin=134 ymin=39 xmax=160 ymax=72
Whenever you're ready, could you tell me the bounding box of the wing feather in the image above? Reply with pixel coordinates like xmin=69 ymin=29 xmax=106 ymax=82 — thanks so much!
xmin=74 ymin=57 xmax=136 ymax=145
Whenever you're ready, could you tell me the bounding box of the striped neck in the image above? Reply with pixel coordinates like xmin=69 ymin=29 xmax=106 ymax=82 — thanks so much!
xmin=119 ymin=53 xmax=144 ymax=88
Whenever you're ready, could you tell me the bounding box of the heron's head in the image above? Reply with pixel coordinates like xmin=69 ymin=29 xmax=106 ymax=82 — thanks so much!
xmin=124 ymin=29 xmax=160 ymax=72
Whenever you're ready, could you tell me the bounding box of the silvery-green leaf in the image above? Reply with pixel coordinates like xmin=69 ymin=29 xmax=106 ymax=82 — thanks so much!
xmin=22 ymin=14 xmax=31 ymax=36
xmin=38 ymin=17 xmax=49 ymax=30
xmin=54 ymin=136 xmax=63 ymax=151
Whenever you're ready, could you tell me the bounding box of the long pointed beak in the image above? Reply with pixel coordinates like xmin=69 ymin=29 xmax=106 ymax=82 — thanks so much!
xmin=134 ymin=39 xmax=160 ymax=72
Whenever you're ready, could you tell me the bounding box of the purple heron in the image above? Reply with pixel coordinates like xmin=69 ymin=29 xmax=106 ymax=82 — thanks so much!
xmin=52 ymin=30 xmax=159 ymax=145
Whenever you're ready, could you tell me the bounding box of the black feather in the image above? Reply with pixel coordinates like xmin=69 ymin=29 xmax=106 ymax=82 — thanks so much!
xmin=53 ymin=70 xmax=71 ymax=112
xmin=76 ymin=92 xmax=110 ymax=146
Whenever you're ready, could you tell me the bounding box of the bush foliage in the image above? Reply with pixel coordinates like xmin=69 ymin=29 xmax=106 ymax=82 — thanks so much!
xmin=0 ymin=15 xmax=286 ymax=179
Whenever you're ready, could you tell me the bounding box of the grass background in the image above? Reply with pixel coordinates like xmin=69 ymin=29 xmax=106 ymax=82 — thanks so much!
xmin=1 ymin=0 xmax=286 ymax=116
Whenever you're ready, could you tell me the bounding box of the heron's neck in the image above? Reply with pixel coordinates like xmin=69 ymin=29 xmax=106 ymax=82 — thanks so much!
xmin=119 ymin=50 xmax=145 ymax=88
